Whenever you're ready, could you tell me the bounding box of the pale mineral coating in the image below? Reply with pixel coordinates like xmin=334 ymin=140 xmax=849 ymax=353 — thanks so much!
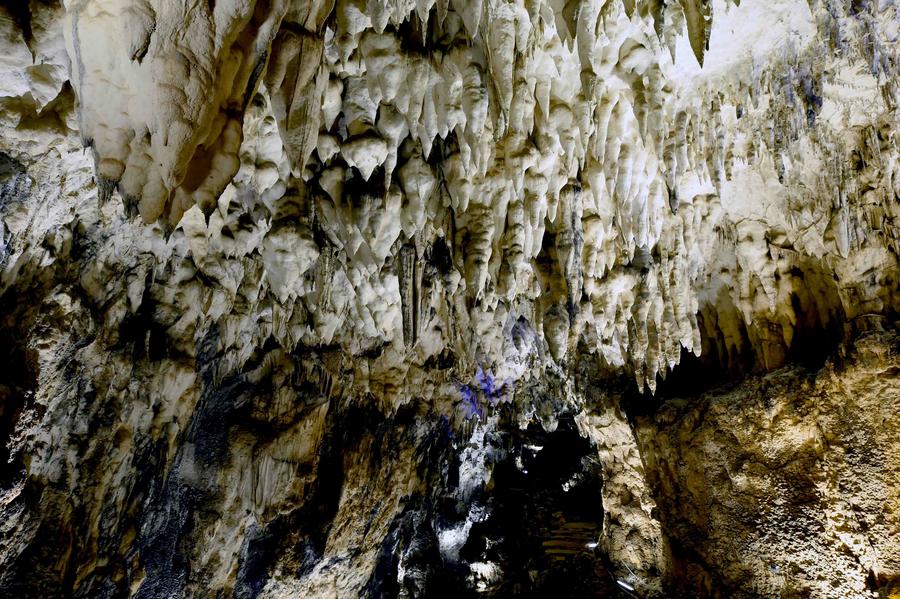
xmin=46 ymin=0 xmax=900 ymax=391
xmin=0 ymin=0 xmax=898 ymax=597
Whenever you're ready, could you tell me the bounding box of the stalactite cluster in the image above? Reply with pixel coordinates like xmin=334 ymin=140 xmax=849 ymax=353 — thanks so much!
xmin=0 ymin=0 xmax=898 ymax=597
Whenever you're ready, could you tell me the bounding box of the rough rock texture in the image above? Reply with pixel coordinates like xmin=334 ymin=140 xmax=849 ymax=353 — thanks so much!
xmin=0 ymin=0 xmax=898 ymax=597
xmin=634 ymin=331 xmax=900 ymax=598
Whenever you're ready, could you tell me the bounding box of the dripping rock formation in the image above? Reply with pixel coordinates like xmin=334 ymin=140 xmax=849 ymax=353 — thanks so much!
xmin=0 ymin=0 xmax=899 ymax=597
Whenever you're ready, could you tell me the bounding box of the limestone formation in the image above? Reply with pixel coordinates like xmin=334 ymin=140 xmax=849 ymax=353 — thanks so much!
xmin=0 ymin=0 xmax=898 ymax=597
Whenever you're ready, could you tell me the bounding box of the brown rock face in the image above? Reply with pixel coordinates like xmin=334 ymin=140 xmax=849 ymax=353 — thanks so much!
xmin=0 ymin=0 xmax=898 ymax=598
xmin=635 ymin=331 xmax=900 ymax=598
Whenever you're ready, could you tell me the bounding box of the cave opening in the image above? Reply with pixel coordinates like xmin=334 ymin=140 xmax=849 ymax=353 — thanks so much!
xmin=654 ymin=266 xmax=848 ymax=401
xmin=0 ymin=356 xmax=30 ymax=488
xmin=456 ymin=418 xmax=625 ymax=598
xmin=0 ymin=294 xmax=38 ymax=489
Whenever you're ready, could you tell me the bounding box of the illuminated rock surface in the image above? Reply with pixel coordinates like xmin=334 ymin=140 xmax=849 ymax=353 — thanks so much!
xmin=0 ymin=0 xmax=897 ymax=596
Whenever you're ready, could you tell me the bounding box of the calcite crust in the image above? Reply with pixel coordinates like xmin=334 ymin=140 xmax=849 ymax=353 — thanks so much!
xmin=0 ymin=0 xmax=897 ymax=597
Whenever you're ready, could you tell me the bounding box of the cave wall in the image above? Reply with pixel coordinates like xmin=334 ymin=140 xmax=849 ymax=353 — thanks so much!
xmin=0 ymin=0 xmax=898 ymax=597
xmin=634 ymin=331 xmax=900 ymax=598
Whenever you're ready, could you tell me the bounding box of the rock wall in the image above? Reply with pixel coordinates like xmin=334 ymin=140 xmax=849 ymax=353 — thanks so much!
xmin=634 ymin=330 xmax=900 ymax=598
xmin=0 ymin=0 xmax=898 ymax=597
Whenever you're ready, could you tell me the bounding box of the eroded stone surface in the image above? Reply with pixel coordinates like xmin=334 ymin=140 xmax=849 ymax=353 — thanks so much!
xmin=0 ymin=0 xmax=898 ymax=597
xmin=633 ymin=331 xmax=900 ymax=598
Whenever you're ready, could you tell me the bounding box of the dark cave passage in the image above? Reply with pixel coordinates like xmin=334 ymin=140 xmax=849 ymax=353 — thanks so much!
xmin=457 ymin=418 xmax=626 ymax=598
xmin=653 ymin=263 xmax=851 ymax=401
